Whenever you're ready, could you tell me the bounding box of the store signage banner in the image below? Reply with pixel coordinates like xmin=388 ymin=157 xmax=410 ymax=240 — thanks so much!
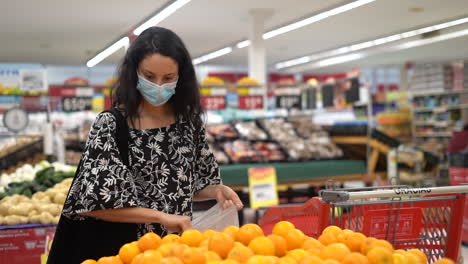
xmin=201 ymin=96 xmax=226 ymax=110
xmin=238 ymin=96 xmax=263 ymax=109
xmin=19 ymin=69 xmax=48 ymax=92
xmin=248 ymin=167 xmax=279 ymax=209
xmin=276 ymin=95 xmax=302 ymax=109
xmin=62 ymin=97 xmax=93 ymax=112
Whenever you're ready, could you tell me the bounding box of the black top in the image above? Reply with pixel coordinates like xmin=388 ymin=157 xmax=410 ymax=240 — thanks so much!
xmin=62 ymin=112 xmax=221 ymax=237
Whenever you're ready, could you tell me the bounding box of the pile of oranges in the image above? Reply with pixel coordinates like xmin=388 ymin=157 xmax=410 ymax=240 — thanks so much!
xmin=81 ymin=221 xmax=455 ymax=264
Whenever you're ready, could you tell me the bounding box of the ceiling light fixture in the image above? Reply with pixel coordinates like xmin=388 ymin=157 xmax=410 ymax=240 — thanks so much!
xmin=86 ymin=37 xmax=129 ymax=68
xmin=133 ymin=0 xmax=192 ymax=35
xmin=290 ymin=27 xmax=468 ymax=72
xmin=192 ymin=47 xmax=233 ymax=65
xmin=263 ymin=0 xmax=376 ymax=40
xmin=276 ymin=16 xmax=468 ymax=69
xmin=196 ymin=0 xmax=376 ymax=63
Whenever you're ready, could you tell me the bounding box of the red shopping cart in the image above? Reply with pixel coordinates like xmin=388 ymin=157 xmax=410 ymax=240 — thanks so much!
xmin=259 ymin=185 xmax=468 ymax=263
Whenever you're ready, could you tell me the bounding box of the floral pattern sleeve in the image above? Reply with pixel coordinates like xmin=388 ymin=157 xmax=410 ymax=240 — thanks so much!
xmin=193 ymin=126 xmax=222 ymax=193
xmin=62 ymin=112 xmax=139 ymax=219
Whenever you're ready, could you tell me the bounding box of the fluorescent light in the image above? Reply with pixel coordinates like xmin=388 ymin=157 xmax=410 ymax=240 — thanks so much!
xmin=395 ymin=28 xmax=468 ymax=50
xmin=263 ymin=0 xmax=376 ymax=39
xmin=275 ymin=56 xmax=311 ymax=69
xmin=86 ymin=37 xmax=129 ymax=68
xmin=276 ymin=16 xmax=468 ymax=69
xmin=236 ymin=40 xmax=251 ymax=49
xmin=316 ymin=53 xmax=364 ymax=67
xmin=192 ymin=47 xmax=233 ymax=65
xmin=133 ymin=0 xmax=191 ymax=35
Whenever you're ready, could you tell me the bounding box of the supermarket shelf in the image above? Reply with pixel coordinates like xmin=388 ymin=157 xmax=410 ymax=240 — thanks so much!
xmin=413 ymin=104 xmax=468 ymax=112
xmin=414 ymin=121 xmax=451 ymax=127
xmin=412 ymin=89 xmax=468 ymax=97
xmin=414 ymin=132 xmax=453 ymax=138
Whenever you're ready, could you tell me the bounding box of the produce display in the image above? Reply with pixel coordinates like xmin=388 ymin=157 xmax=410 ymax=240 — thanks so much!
xmin=0 ymin=161 xmax=76 ymax=199
xmin=81 ymin=221 xmax=448 ymax=264
xmin=0 ymin=136 xmax=41 ymax=157
xmin=237 ymin=77 xmax=260 ymax=86
xmin=222 ymin=140 xmax=262 ymax=163
xmin=207 ymin=124 xmax=239 ymax=141
xmin=252 ymin=142 xmax=287 ymax=162
xmin=235 ymin=121 xmax=268 ymax=141
xmin=0 ymin=178 xmax=72 ymax=225
xmin=201 ymin=77 xmax=225 ymax=86
xmin=288 ymin=117 xmax=322 ymax=137
xmin=208 ymin=144 xmax=229 ymax=164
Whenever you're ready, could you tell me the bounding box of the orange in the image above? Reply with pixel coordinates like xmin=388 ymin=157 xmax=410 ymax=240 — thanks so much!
xmin=273 ymin=221 xmax=296 ymax=237
xmin=372 ymin=240 xmax=394 ymax=252
xmin=392 ymin=253 xmax=408 ymax=264
xmin=159 ymin=243 xmax=178 ymax=257
xmin=204 ymin=230 xmax=218 ymax=240
xmin=221 ymin=260 xmax=240 ymax=264
xmin=206 ymin=251 xmax=222 ymax=262
xmin=208 ymin=261 xmax=221 ymax=264
xmin=182 ymin=247 xmax=206 ymax=264
xmin=228 ymin=244 xmax=254 ymax=263
xmin=237 ymin=224 xmax=264 ymax=246
xmin=278 ymin=256 xmax=298 ymax=264
xmin=433 ymin=258 xmax=455 ymax=264
xmin=300 ymin=255 xmax=323 ymax=264
xmin=140 ymin=250 xmax=163 ymax=264
xmin=181 ymin=229 xmax=204 ymax=247
xmin=163 ymin=234 xmax=181 ymax=244
xmin=209 ymin=232 xmax=235 ymax=258
xmin=119 ymin=243 xmax=141 ymax=264
xmin=285 ymin=229 xmax=307 ymax=250
xmin=366 ymin=247 xmax=393 ymax=264
xmin=322 ymin=226 xmax=342 ymax=237
xmin=97 ymin=256 xmax=123 ymax=264
xmin=161 ymin=257 xmax=184 ymax=264
xmin=265 ymin=256 xmax=279 ymax=264
xmin=360 ymin=237 xmax=377 ymax=255
xmin=320 ymin=243 xmax=350 ymax=262
xmin=405 ymin=252 xmax=423 ymax=264
xmin=170 ymin=244 xmax=189 ymax=260
xmin=249 ymin=236 xmax=276 ymax=256
xmin=318 ymin=233 xmax=338 ymax=246
xmin=306 ymin=248 xmax=321 ymax=257
xmin=337 ymin=229 xmax=354 ymax=244
xmin=342 ymin=252 xmax=368 ymax=264
xmin=343 ymin=232 xmax=366 ymax=252
xmin=199 ymin=240 xmax=209 ymax=250
xmin=301 ymin=238 xmax=324 ymax=250
xmin=137 ymin=232 xmax=162 ymax=252
xmin=81 ymin=260 xmax=97 ymax=264
xmin=286 ymin=249 xmax=308 ymax=262
xmin=246 ymin=255 xmax=269 ymax=264
xmin=130 ymin=254 xmax=143 ymax=264
xmin=406 ymin=249 xmax=427 ymax=264
xmin=268 ymin=234 xmax=288 ymax=257
xmin=322 ymin=260 xmax=340 ymax=264
xmin=224 ymin=226 xmax=240 ymax=240
xmin=394 ymin=250 xmax=406 ymax=255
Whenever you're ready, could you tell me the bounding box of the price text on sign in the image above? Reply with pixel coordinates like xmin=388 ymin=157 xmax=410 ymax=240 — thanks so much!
xmin=62 ymin=97 xmax=92 ymax=112
xmin=248 ymin=167 xmax=278 ymax=209
xmin=276 ymin=95 xmax=302 ymax=109
xmin=238 ymin=96 xmax=263 ymax=109
xmin=201 ymin=96 xmax=226 ymax=110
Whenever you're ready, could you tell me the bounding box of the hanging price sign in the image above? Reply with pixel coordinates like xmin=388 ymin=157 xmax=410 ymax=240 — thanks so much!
xmin=248 ymin=167 xmax=279 ymax=209
xmin=62 ymin=97 xmax=92 ymax=112
xmin=201 ymin=96 xmax=226 ymax=110
xmin=276 ymin=95 xmax=302 ymax=109
xmin=238 ymin=96 xmax=263 ymax=109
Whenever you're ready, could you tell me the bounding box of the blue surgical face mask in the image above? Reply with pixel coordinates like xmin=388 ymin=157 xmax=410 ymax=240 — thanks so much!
xmin=136 ymin=74 xmax=177 ymax=107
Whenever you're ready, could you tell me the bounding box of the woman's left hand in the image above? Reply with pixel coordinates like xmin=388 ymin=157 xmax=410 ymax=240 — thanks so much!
xmin=215 ymin=185 xmax=243 ymax=210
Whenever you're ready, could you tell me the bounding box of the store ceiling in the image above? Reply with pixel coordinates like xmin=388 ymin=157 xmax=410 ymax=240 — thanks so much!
xmin=1 ymin=0 xmax=468 ymax=73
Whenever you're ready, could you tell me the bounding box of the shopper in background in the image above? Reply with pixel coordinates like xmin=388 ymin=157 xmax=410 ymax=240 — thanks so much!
xmin=48 ymin=27 xmax=243 ymax=264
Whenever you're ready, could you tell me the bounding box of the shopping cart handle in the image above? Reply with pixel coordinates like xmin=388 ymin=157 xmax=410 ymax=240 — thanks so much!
xmin=320 ymin=190 xmax=349 ymax=203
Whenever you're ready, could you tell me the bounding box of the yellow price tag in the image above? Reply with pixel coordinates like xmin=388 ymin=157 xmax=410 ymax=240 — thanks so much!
xmin=237 ymin=87 xmax=250 ymax=96
xmin=248 ymin=167 xmax=279 ymax=209
xmin=201 ymin=87 xmax=212 ymax=96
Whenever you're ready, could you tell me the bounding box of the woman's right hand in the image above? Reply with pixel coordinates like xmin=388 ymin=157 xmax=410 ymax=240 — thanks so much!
xmin=158 ymin=213 xmax=192 ymax=233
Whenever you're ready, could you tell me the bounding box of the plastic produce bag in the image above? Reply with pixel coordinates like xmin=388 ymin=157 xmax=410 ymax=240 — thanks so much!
xmin=192 ymin=203 xmax=239 ymax=232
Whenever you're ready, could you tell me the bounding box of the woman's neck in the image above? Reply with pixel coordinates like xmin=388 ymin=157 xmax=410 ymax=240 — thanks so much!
xmin=138 ymin=100 xmax=173 ymax=117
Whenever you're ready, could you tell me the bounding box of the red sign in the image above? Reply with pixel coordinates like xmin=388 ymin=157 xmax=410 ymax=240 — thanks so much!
xmin=201 ymin=96 xmax=226 ymax=110
xmin=238 ymin=96 xmax=263 ymax=109
xmin=362 ymin=208 xmax=422 ymax=242
xmin=0 ymin=226 xmax=56 ymax=264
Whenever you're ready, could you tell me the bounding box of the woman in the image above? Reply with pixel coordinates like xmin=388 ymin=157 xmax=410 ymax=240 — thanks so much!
xmin=48 ymin=27 xmax=242 ymax=263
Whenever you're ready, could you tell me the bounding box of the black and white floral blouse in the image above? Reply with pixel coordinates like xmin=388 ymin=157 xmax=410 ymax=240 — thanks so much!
xmin=62 ymin=112 xmax=221 ymax=237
